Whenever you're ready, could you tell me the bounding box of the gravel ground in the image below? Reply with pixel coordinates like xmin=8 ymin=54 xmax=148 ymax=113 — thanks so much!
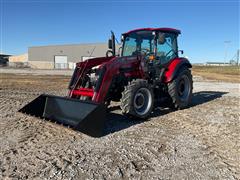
xmin=0 ymin=71 xmax=239 ymax=179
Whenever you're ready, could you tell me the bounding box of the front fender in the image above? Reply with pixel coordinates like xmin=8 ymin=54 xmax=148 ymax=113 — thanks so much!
xmin=164 ymin=58 xmax=192 ymax=83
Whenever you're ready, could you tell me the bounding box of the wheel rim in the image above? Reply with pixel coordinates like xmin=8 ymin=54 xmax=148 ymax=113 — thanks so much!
xmin=133 ymin=88 xmax=152 ymax=116
xmin=178 ymin=74 xmax=191 ymax=101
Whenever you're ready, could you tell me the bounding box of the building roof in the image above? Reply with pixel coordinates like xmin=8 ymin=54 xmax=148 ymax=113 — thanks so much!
xmin=0 ymin=53 xmax=11 ymax=57
xmin=123 ymin=27 xmax=181 ymax=35
xmin=29 ymin=42 xmax=107 ymax=49
xmin=206 ymin=62 xmax=229 ymax=64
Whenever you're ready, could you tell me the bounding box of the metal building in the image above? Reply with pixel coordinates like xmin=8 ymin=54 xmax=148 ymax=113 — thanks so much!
xmin=8 ymin=53 xmax=28 ymax=67
xmin=28 ymin=43 xmax=109 ymax=69
xmin=0 ymin=54 xmax=11 ymax=66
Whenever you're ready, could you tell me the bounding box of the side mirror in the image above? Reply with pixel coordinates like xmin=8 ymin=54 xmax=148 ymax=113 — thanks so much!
xmin=158 ymin=33 xmax=166 ymax=44
xmin=108 ymin=39 xmax=113 ymax=49
xmin=121 ymin=35 xmax=124 ymax=42
xmin=178 ymin=50 xmax=184 ymax=55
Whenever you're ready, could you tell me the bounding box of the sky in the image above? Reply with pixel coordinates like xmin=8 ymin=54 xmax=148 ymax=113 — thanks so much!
xmin=0 ymin=0 xmax=239 ymax=63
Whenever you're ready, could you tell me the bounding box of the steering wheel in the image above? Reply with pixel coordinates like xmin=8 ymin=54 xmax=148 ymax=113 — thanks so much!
xmin=132 ymin=48 xmax=151 ymax=56
xmin=140 ymin=48 xmax=150 ymax=55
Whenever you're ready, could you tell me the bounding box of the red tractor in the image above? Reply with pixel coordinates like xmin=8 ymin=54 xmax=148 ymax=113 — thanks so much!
xmin=19 ymin=28 xmax=193 ymax=137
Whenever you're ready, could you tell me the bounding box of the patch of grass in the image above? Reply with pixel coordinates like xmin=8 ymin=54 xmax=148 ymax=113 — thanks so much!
xmin=192 ymin=65 xmax=240 ymax=83
xmin=192 ymin=65 xmax=240 ymax=75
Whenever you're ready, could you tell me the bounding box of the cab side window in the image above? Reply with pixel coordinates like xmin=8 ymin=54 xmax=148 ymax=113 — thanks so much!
xmin=122 ymin=37 xmax=137 ymax=56
xmin=156 ymin=33 xmax=177 ymax=64
xmin=140 ymin=39 xmax=153 ymax=52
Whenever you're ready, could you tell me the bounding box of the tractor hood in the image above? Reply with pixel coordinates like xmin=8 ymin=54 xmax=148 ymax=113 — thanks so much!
xmin=76 ymin=56 xmax=116 ymax=69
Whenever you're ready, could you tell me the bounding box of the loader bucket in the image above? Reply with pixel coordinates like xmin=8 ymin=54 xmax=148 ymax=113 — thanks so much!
xmin=18 ymin=94 xmax=106 ymax=137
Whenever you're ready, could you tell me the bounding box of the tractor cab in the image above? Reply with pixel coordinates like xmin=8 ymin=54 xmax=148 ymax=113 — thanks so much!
xmin=110 ymin=28 xmax=181 ymax=65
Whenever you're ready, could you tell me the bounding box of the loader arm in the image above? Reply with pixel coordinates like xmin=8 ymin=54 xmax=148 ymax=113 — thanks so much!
xmin=68 ymin=56 xmax=114 ymax=99
xmin=69 ymin=56 xmax=145 ymax=104
xmin=93 ymin=56 xmax=145 ymax=103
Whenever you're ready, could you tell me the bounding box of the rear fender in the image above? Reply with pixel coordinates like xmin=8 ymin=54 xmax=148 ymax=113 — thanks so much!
xmin=164 ymin=58 xmax=192 ymax=83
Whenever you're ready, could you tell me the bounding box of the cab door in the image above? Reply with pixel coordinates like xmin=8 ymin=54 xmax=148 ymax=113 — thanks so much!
xmin=156 ymin=32 xmax=178 ymax=65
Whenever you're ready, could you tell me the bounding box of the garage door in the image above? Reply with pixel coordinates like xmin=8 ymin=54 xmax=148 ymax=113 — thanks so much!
xmin=54 ymin=56 xmax=68 ymax=69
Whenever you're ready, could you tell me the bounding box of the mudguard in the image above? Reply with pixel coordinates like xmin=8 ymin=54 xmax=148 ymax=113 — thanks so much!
xmin=164 ymin=58 xmax=192 ymax=83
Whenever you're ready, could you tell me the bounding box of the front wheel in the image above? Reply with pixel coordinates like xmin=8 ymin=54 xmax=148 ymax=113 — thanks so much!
xmin=120 ymin=79 xmax=154 ymax=119
xmin=168 ymin=68 xmax=193 ymax=109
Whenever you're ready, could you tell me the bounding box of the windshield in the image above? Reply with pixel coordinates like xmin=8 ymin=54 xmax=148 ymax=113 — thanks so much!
xmin=122 ymin=31 xmax=154 ymax=56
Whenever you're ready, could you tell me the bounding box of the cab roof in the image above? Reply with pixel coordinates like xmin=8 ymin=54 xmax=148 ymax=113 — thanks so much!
xmin=123 ymin=27 xmax=181 ymax=35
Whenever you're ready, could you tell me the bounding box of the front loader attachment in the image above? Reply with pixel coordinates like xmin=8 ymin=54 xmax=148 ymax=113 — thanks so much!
xmin=19 ymin=94 xmax=106 ymax=137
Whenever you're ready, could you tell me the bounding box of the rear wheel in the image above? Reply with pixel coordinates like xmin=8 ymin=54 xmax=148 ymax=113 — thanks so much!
xmin=120 ymin=79 xmax=154 ymax=119
xmin=168 ymin=68 xmax=193 ymax=109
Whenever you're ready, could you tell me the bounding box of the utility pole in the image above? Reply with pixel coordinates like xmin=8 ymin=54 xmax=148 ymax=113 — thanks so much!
xmin=237 ymin=49 xmax=239 ymax=66
xmin=224 ymin=40 xmax=231 ymax=64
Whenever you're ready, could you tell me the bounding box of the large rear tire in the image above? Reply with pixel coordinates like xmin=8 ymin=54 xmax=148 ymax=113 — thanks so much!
xmin=168 ymin=68 xmax=193 ymax=109
xmin=120 ymin=79 xmax=154 ymax=119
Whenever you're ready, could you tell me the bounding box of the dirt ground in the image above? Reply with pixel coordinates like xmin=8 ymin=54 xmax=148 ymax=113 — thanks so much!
xmin=0 ymin=69 xmax=239 ymax=179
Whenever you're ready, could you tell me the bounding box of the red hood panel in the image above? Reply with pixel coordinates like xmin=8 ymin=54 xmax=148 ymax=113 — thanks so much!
xmin=76 ymin=56 xmax=116 ymax=68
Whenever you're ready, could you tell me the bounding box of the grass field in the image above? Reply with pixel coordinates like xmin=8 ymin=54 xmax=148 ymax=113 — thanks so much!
xmin=192 ymin=65 xmax=240 ymax=83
